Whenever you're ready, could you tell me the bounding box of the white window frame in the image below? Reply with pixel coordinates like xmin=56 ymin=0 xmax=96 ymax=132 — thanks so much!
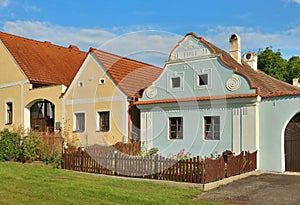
xmin=73 ymin=112 xmax=86 ymax=133
xmin=96 ymin=110 xmax=111 ymax=132
xmin=168 ymin=116 xmax=183 ymax=140
xmin=194 ymin=69 xmax=211 ymax=89
xmin=5 ymin=101 xmax=13 ymax=125
xmin=203 ymin=116 xmax=220 ymax=140
xmin=167 ymin=72 xmax=184 ymax=92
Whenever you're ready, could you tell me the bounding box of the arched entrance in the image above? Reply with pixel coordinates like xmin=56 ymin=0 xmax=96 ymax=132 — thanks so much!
xmin=26 ymin=100 xmax=55 ymax=133
xmin=284 ymin=113 xmax=300 ymax=171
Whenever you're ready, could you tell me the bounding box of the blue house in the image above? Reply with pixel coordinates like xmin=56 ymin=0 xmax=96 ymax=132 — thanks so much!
xmin=135 ymin=32 xmax=300 ymax=172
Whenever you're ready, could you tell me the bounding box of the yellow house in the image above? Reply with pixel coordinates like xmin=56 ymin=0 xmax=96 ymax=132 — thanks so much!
xmin=0 ymin=31 xmax=87 ymax=134
xmin=0 ymin=31 xmax=162 ymax=147
xmin=63 ymin=48 xmax=162 ymax=146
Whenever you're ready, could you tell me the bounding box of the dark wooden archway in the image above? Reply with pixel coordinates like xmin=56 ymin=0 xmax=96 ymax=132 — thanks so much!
xmin=30 ymin=100 xmax=55 ymax=133
xmin=285 ymin=113 xmax=300 ymax=171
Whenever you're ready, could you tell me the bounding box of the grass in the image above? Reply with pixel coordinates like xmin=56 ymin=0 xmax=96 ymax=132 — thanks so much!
xmin=0 ymin=162 xmax=224 ymax=205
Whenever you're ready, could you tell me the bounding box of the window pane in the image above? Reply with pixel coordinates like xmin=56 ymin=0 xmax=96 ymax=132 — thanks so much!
xmin=6 ymin=102 xmax=13 ymax=124
xmin=199 ymin=74 xmax=208 ymax=85
xmin=99 ymin=111 xmax=110 ymax=132
xmin=204 ymin=116 xmax=220 ymax=140
xmin=75 ymin=113 xmax=85 ymax=132
xmin=171 ymin=77 xmax=180 ymax=88
xmin=169 ymin=117 xmax=183 ymax=140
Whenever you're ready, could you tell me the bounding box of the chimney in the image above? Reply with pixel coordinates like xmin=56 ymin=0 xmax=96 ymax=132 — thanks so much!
xmin=229 ymin=34 xmax=241 ymax=64
xmin=69 ymin=45 xmax=79 ymax=51
xmin=242 ymin=52 xmax=257 ymax=71
xmin=293 ymin=78 xmax=300 ymax=87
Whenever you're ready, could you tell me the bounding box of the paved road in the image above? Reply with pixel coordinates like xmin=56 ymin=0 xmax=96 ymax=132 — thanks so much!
xmin=197 ymin=173 xmax=300 ymax=205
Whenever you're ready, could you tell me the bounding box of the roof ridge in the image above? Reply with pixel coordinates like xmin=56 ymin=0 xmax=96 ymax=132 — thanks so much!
xmin=0 ymin=30 xmax=86 ymax=54
xmin=90 ymin=47 xmax=162 ymax=70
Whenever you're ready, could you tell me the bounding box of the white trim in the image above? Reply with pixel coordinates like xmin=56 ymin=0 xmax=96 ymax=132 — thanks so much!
xmin=96 ymin=110 xmax=111 ymax=132
xmin=65 ymin=96 xmax=125 ymax=105
xmin=167 ymin=116 xmax=183 ymax=141
xmin=4 ymin=99 xmax=14 ymax=125
xmin=167 ymin=72 xmax=184 ymax=92
xmin=194 ymin=68 xmax=212 ymax=90
xmin=203 ymin=115 xmax=221 ymax=141
xmin=0 ymin=80 xmax=29 ymax=89
xmin=73 ymin=111 xmax=86 ymax=133
xmin=280 ymin=111 xmax=300 ymax=172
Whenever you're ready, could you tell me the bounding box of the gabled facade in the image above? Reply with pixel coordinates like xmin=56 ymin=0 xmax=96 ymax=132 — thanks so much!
xmin=0 ymin=31 xmax=87 ymax=134
xmin=63 ymin=48 xmax=162 ymax=146
xmin=136 ymin=32 xmax=300 ymax=172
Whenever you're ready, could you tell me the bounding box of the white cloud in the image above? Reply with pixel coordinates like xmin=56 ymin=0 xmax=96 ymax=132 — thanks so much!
xmin=2 ymin=20 xmax=300 ymax=66
xmin=0 ymin=0 xmax=9 ymax=7
xmin=3 ymin=21 xmax=181 ymax=66
xmin=288 ymin=0 xmax=300 ymax=5
xmin=203 ymin=25 xmax=300 ymax=58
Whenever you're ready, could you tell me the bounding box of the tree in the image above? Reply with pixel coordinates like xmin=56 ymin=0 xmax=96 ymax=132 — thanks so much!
xmin=257 ymin=47 xmax=300 ymax=84
xmin=257 ymin=47 xmax=288 ymax=82
xmin=285 ymin=56 xmax=300 ymax=84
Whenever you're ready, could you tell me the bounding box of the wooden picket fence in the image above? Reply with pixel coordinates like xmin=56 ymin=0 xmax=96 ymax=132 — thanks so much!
xmin=62 ymin=147 xmax=257 ymax=184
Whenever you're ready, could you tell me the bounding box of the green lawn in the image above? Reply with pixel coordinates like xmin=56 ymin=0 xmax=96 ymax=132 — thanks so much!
xmin=0 ymin=162 xmax=224 ymax=205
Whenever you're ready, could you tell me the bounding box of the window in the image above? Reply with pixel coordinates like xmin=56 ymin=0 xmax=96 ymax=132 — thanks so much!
xmin=169 ymin=117 xmax=183 ymax=139
xmin=6 ymin=102 xmax=13 ymax=125
xmin=198 ymin=74 xmax=208 ymax=86
xmin=74 ymin=113 xmax=85 ymax=132
xmin=204 ymin=116 xmax=220 ymax=140
xmin=78 ymin=81 xmax=84 ymax=88
xmin=98 ymin=111 xmax=110 ymax=132
xmin=171 ymin=77 xmax=181 ymax=88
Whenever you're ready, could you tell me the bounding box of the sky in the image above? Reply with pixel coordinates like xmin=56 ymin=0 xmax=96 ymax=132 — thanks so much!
xmin=0 ymin=0 xmax=300 ymax=66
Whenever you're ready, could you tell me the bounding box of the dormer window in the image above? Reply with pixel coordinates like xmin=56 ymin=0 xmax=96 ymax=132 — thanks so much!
xmin=171 ymin=77 xmax=181 ymax=88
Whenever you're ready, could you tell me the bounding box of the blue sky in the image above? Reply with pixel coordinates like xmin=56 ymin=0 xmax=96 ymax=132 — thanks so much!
xmin=0 ymin=0 xmax=300 ymax=66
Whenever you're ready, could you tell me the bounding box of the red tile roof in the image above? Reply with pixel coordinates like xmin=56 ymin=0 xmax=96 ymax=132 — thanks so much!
xmin=0 ymin=31 xmax=87 ymax=87
xmin=195 ymin=32 xmax=300 ymax=98
xmin=90 ymin=48 xmax=163 ymax=97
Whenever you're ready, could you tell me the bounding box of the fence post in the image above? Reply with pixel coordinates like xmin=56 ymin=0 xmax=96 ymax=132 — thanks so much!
xmin=154 ymin=154 xmax=158 ymax=179
xmin=80 ymin=147 xmax=84 ymax=172
xmin=114 ymin=151 xmax=118 ymax=176
xmin=201 ymin=158 xmax=205 ymax=185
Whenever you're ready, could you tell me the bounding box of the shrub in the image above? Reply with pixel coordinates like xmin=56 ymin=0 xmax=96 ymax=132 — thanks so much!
xmin=138 ymin=147 xmax=158 ymax=157
xmin=19 ymin=131 xmax=41 ymax=162
xmin=0 ymin=129 xmax=21 ymax=161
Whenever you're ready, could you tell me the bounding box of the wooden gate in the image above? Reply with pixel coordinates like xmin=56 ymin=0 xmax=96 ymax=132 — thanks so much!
xmin=285 ymin=113 xmax=300 ymax=171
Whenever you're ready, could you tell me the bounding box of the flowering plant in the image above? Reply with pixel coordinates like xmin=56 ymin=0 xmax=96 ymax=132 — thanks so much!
xmin=169 ymin=148 xmax=192 ymax=160
xmin=210 ymin=151 xmax=221 ymax=159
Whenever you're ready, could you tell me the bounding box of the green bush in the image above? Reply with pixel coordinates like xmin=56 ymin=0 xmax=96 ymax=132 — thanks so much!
xmin=42 ymin=152 xmax=63 ymax=168
xmin=0 ymin=129 xmax=21 ymax=161
xmin=19 ymin=131 xmax=41 ymax=162
xmin=0 ymin=129 xmax=41 ymax=162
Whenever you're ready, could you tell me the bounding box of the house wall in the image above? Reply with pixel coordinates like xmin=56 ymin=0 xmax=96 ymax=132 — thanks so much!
xmin=259 ymin=96 xmax=300 ymax=172
xmin=0 ymin=42 xmax=28 ymax=129
xmin=140 ymin=100 xmax=258 ymax=157
xmin=64 ymin=55 xmax=128 ymax=146
xmin=138 ymin=34 xmax=258 ymax=157
xmin=23 ymin=84 xmax=65 ymax=131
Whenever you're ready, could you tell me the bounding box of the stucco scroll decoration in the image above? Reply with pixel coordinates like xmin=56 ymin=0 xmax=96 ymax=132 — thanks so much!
xmin=226 ymin=75 xmax=241 ymax=91
xmin=146 ymin=86 xmax=157 ymax=98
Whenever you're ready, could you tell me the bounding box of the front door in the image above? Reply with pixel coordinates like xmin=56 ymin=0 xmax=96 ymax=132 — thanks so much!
xmin=285 ymin=113 xmax=300 ymax=171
